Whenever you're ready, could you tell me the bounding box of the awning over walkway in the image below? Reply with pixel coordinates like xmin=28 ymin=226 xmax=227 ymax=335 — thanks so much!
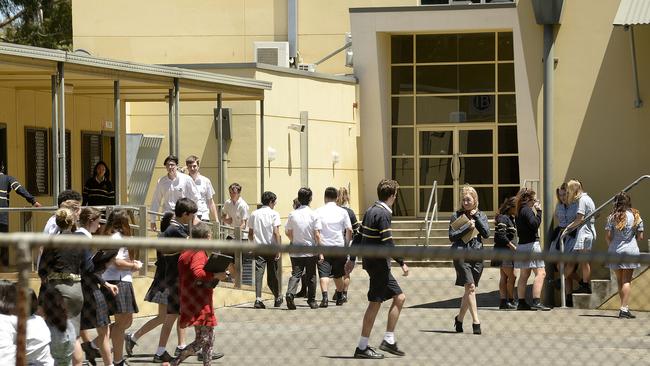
xmin=613 ymin=0 xmax=650 ymax=26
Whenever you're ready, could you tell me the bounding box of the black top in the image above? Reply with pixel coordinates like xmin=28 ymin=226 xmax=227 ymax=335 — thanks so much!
xmin=161 ymin=218 xmax=189 ymax=280
xmin=494 ymin=214 xmax=517 ymax=249
xmin=38 ymin=233 xmax=93 ymax=277
xmin=82 ymin=177 xmax=115 ymax=206
xmin=516 ymin=206 xmax=542 ymax=244
xmin=448 ymin=210 xmax=490 ymax=250
xmin=0 ymin=173 xmax=36 ymax=225
xmin=342 ymin=206 xmax=361 ymax=244
xmin=351 ymin=201 xmax=404 ymax=270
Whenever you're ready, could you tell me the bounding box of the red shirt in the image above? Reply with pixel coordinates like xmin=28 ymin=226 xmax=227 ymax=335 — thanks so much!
xmin=178 ymin=250 xmax=216 ymax=327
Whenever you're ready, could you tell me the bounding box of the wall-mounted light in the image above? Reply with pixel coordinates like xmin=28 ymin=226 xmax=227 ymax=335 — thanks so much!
xmin=332 ymin=151 xmax=340 ymax=165
xmin=267 ymin=147 xmax=277 ymax=162
xmin=288 ymin=123 xmax=306 ymax=133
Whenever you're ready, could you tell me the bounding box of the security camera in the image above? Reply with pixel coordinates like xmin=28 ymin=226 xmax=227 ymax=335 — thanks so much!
xmin=288 ymin=123 xmax=306 ymax=133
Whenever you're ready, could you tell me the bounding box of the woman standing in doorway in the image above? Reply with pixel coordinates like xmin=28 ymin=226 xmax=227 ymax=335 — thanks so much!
xmin=82 ymin=161 xmax=115 ymax=206
xmin=450 ymin=186 xmax=490 ymax=335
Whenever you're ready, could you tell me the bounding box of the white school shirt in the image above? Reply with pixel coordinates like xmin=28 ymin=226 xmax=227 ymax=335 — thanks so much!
xmin=102 ymin=232 xmax=133 ymax=282
xmin=26 ymin=315 xmax=54 ymax=366
xmin=249 ymin=206 xmax=281 ymax=245
xmin=191 ymin=174 xmax=216 ymax=220
xmin=223 ymin=197 xmax=249 ymax=227
xmin=285 ymin=205 xmax=322 ymax=257
xmin=316 ymin=202 xmax=352 ymax=247
xmin=43 ymin=215 xmax=59 ymax=235
xmin=150 ymin=172 xmax=200 ymax=221
xmin=0 ymin=314 xmax=16 ymax=363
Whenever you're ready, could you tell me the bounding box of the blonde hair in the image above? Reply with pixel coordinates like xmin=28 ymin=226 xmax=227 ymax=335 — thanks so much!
xmin=566 ymin=179 xmax=583 ymax=204
xmin=55 ymin=208 xmax=76 ymax=232
xmin=459 ymin=186 xmax=479 ymax=211
xmin=336 ymin=187 xmax=350 ymax=207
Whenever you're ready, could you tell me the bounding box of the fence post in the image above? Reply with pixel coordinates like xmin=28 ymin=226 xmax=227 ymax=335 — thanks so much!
xmin=139 ymin=205 xmax=148 ymax=277
xmin=15 ymin=239 xmax=32 ymax=366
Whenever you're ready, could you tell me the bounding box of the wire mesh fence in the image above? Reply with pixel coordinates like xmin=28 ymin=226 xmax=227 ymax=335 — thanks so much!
xmin=1 ymin=233 xmax=650 ymax=365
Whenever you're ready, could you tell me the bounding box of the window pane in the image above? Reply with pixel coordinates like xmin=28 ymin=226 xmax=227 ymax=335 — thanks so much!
xmin=498 ymin=125 xmax=518 ymax=154
xmin=498 ymin=32 xmax=514 ymax=61
xmin=459 ymin=130 xmax=493 ymax=154
xmin=25 ymin=128 xmax=49 ymax=195
xmin=392 ymin=127 xmax=414 ymax=156
xmin=392 ymin=66 xmax=413 ymax=94
xmin=392 ymin=97 xmax=414 ymax=125
xmin=392 ymin=35 xmax=413 ymax=64
xmin=416 ymin=96 xmax=459 ymax=124
xmin=394 ymin=188 xmax=415 ymax=217
xmin=499 ymin=156 xmax=520 ymax=184
xmin=458 ymin=33 xmax=495 ymax=62
xmin=392 ymin=158 xmax=415 ymax=186
xmin=498 ymin=63 xmax=515 ymax=92
xmin=419 ymin=158 xmax=453 ymax=185
xmin=459 ymin=95 xmax=495 ymax=122
xmin=419 ymin=130 xmax=453 ymax=155
xmin=475 ymin=187 xmax=494 ymax=212
xmin=459 ymin=157 xmax=493 ymax=185
xmin=498 ymin=94 xmax=516 ymax=123
xmin=416 ymin=34 xmax=457 ymax=63
xmin=459 ymin=64 xmax=494 ymax=93
xmin=420 ymin=187 xmax=454 ymax=213
xmin=416 ymin=65 xmax=458 ymax=94
xmin=498 ymin=187 xmax=520 ymax=207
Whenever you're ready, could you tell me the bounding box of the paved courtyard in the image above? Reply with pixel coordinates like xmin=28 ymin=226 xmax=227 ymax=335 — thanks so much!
xmin=120 ymin=267 xmax=650 ymax=365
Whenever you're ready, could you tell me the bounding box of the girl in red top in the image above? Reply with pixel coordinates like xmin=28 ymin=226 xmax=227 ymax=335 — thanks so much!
xmin=173 ymin=222 xmax=229 ymax=366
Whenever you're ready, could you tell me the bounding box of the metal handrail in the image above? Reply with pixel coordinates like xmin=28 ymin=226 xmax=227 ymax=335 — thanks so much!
xmin=421 ymin=180 xmax=438 ymax=246
xmin=558 ymin=174 xmax=650 ymax=308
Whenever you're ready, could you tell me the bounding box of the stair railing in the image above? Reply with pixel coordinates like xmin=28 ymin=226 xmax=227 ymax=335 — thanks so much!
xmin=558 ymin=174 xmax=650 ymax=308
xmin=421 ymin=180 xmax=438 ymax=246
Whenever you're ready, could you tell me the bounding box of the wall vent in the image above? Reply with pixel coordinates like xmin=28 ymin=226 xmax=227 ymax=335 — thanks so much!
xmin=253 ymin=42 xmax=289 ymax=68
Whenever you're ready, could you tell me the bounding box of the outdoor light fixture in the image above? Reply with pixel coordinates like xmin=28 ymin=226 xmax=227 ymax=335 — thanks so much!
xmin=288 ymin=123 xmax=306 ymax=132
xmin=267 ymin=147 xmax=277 ymax=162
xmin=332 ymin=151 xmax=340 ymax=165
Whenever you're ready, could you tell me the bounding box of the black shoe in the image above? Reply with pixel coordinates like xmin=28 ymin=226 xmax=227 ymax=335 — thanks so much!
xmin=333 ymin=291 xmax=340 ymax=302
xmin=531 ymin=300 xmax=551 ymax=311
xmin=336 ymin=295 xmax=345 ymax=306
xmin=619 ymin=310 xmax=636 ymax=319
xmin=153 ymin=351 xmax=174 ymax=363
xmin=113 ymin=360 xmax=128 ymax=366
xmin=379 ymin=340 xmax=405 ymax=356
xmin=254 ymin=300 xmax=266 ymax=309
xmin=354 ymin=346 xmax=384 ymax=359
xmin=472 ymin=323 xmax=481 ymax=335
xmin=124 ymin=333 xmax=137 ymax=357
xmin=573 ymin=283 xmax=592 ymax=294
xmin=565 ymin=295 xmax=574 ymax=308
xmin=517 ymin=300 xmax=532 ymax=311
xmin=319 ymin=298 xmax=329 ymax=308
xmin=454 ymin=316 xmax=463 ymax=333
xmin=506 ymin=301 xmax=517 ymax=310
xmin=198 ymin=352 xmax=225 ymax=361
xmin=286 ymin=294 xmax=296 ymax=310
xmin=174 ymin=346 xmax=184 ymax=357
xmin=81 ymin=342 xmax=100 ymax=366
xmin=341 ymin=293 xmax=348 ymax=303
xmin=295 ymin=288 xmax=307 ymax=298
xmin=274 ymin=297 xmax=283 ymax=307
xmin=308 ymin=300 xmax=319 ymax=309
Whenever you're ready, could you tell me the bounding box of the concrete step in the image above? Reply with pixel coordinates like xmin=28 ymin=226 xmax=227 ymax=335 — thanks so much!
xmin=572 ymin=279 xmax=614 ymax=309
xmin=393 ymin=236 xmax=495 ymax=246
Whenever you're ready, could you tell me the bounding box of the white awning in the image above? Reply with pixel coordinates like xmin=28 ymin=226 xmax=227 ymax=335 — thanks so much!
xmin=613 ymin=0 xmax=650 ymax=26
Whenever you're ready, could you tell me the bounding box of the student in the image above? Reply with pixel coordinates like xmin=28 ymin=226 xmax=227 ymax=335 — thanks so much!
xmin=185 ymin=155 xmax=219 ymax=223
xmin=336 ymin=187 xmax=360 ymax=304
xmin=315 ymin=187 xmax=352 ymax=307
xmin=493 ymin=196 xmax=518 ymax=310
xmin=0 ymin=280 xmax=17 ymax=363
xmin=82 ymin=161 xmax=115 ymax=206
xmin=42 ymin=190 xmax=82 ymax=235
xmin=173 ymin=223 xmax=228 ymax=365
xmin=345 ymin=179 xmax=409 ymax=359
xmin=563 ymin=179 xmax=596 ymax=294
xmin=26 ymin=289 xmax=55 ymax=365
xmin=248 ymin=191 xmax=283 ymax=309
xmin=221 ymin=183 xmax=249 ymax=240
xmin=150 ymin=155 xmax=200 ymax=231
xmin=41 ymin=286 xmax=77 ymax=366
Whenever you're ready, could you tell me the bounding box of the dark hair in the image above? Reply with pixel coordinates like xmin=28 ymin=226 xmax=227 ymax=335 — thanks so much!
xmin=102 ymin=209 xmax=132 ymax=236
xmin=297 ymin=187 xmax=312 ymax=206
xmin=515 ymin=188 xmax=537 ymax=216
xmin=78 ymin=207 xmax=101 ymax=229
xmin=229 ymin=183 xmax=242 ymax=193
xmin=185 ymin=155 xmax=199 ymax=165
xmin=163 ymin=155 xmax=179 ymax=166
xmin=292 ymin=198 xmax=300 ymax=210
xmin=57 ymin=189 xmax=82 ymax=207
xmin=175 ymin=198 xmax=198 ymax=217
xmin=499 ymin=196 xmax=517 ymax=215
xmin=0 ymin=280 xmax=16 ymax=315
xmin=41 ymin=286 xmax=68 ymax=332
xmin=377 ymin=179 xmax=399 ymax=201
xmin=160 ymin=211 xmax=175 ymax=232
xmin=191 ymin=222 xmax=211 ymax=239
xmin=261 ymin=191 xmax=277 ymax=206
xmin=610 ymin=192 xmax=641 ymax=231
xmin=324 ymin=187 xmax=338 ymax=201
xmin=93 ymin=161 xmax=110 ymax=180
xmin=28 ymin=288 xmax=38 ymax=316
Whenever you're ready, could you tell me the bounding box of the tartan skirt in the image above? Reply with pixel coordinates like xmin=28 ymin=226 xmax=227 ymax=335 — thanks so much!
xmin=80 ymin=281 xmax=110 ymax=330
xmin=102 ymin=281 xmax=139 ymax=315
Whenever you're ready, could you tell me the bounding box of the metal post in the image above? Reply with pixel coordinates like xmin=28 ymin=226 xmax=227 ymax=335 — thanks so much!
xmin=288 ymin=0 xmax=298 ymax=62
xmin=114 ymin=80 xmax=121 ymax=205
xmin=543 ymin=24 xmax=560 ymax=307
xmin=15 ymin=240 xmax=32 ymax=366
xmin=217 ymin=94 xmax=224 ymax=203
xmin=300 ymin=111 xmax=308 ymax=187
xmin=260 ymin=100 xmax=265 ymax=197
xmin=627 ymin=26 xmax=643 ymax=108
xmin=168 ymin=88 xmax=174 ymax=155
xmin=174 ymin=78 xmax=180 ymax=158
xmin=51 ymin=75 xmax=59 ymax=203
xmin=57 ymin=62 xmax=66 ymax=191
xmin=138 ymin=205 xmax=148 ymax=276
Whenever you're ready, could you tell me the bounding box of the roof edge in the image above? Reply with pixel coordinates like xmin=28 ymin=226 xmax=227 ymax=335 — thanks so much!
xmin=350 ymin=3 xmax=516 ymax=13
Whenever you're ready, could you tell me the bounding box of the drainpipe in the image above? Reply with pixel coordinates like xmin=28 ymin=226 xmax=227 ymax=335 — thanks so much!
xmin=288 ymin=0 xmax=298 ymax=66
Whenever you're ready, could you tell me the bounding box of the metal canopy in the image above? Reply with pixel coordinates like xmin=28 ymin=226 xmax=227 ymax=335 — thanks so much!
xmin=614 ymin=0 xmax=650 ymax=26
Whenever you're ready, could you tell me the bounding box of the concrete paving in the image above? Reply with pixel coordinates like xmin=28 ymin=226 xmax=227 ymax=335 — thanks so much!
xmin=117 ymin=267 xmax=649 ymax=366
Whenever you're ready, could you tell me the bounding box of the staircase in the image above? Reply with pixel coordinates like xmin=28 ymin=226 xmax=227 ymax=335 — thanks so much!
xmin=572 ymin=265 xmax=648 ymax=309
xmin=392 ymin=219 xmax=495 ymax=266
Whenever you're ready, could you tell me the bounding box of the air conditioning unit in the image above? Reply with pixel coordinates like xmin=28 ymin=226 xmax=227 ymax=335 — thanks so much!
xmin=297 ymin=63 xmax=316 ymax=72
xmin=253 ymin=42 xmax=290 ymax=68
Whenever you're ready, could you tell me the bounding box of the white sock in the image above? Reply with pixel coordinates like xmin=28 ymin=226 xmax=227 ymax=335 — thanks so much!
xmin=384 ymin=332 xmax=395 ymax=345
xmin=358 ymin=336 xmax=369 ymax=350
xmin=256 ymin=297 xmax=263 ymax=301
xmin=620 ymin=306 xmax=629 ymax=312
xmin=129 ymin=333 xmax=138 ymax=342
xmin=156 ymin=347 xmax=166 ymax=356
xmin=90 ymin=341 xmax=99 ymax=350
xmin=177 ymin=344 xmax=186 ymax=349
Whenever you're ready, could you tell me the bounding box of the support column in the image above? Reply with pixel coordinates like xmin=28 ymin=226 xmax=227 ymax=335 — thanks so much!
xmin=114 ymin=80 xmax=121 ymax=205
xmin=57 ymin=62 xmax=66 ymax=192
xmin=51 ymin=75 xmax=59 ymax=203
xmin=174 ymin=78 xmax=180 ymax=158
xmin=260 ymin=100 xmax=265 ymax=197
xmin=168 ymin=88 xmax=174 ymax=156
xmin=300 ymin=111 xmax=308 ymax=188
xmin=217 ymin=94 xmax=224 ymax=203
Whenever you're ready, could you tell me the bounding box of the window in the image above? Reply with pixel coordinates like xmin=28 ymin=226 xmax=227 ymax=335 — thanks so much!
xmin=81 ymin=132 xmax=104 ymax=185
xmin=25 ymin=127 xmax=49 ymax=195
